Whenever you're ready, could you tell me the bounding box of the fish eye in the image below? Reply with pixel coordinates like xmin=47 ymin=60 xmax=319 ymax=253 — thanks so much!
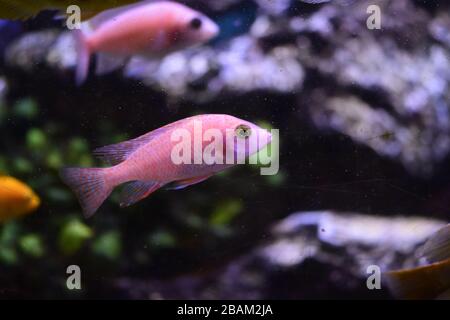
xmin=190 ymin=17 xmax=203 ymax=30
xmin=235 ymin=124 xmax=252 ymax=139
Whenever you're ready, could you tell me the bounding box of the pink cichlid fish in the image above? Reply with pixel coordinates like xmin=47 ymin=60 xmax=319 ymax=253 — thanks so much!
xmin=74 ymin=0 xmax=219 ymax=84
xmin=60 ymin=114 xmax=272 ymax=217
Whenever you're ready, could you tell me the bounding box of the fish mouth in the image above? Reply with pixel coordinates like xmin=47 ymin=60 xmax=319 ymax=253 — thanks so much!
xmin=266 ymin=130 xmax=273 ymax=144
xmin=246 ymin=128 xmax=272 ymax=154
xmin=29 ymin=195 xmax=41 ymax=211
xmin=210 ymin=23 xmax=220 ymax=38
xmin=259 ymin=128 xmax=272 ymax=147
xmin=204 ymin=20 xmax=220 ymax=40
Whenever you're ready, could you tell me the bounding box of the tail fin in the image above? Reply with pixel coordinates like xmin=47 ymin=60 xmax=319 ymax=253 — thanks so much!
xmin=73 ymin=29 xmax=91 ymax=85
xmin=60 ymin=168 xmax=112 ymax=218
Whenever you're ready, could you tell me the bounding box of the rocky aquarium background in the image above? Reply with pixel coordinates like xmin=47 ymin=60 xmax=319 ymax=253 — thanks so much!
xmin=0 ymin=0 xmax=449 ymax=299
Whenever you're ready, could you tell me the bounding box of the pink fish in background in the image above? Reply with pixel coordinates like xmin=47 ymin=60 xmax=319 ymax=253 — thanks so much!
xmin=60 ymin=114 xmax=272 ymax=217
xmin=74 ymin=0 xmax=219 ymax=84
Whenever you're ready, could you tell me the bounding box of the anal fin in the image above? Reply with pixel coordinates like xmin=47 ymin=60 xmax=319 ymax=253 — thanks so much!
xmin=120 ymin=181 xmax=161 ymax=208
xmin=95 ymin=53 xmax=128 ymax=76
xmin=166 ymin=175 xmax=212 ymax=191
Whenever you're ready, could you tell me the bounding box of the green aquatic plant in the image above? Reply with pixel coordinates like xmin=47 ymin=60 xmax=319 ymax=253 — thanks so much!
xmin=13 ymin=157 xmax=33 ymax=174
xmin=67 ymin=137 xmax=93 ymax=167
xmin=209 ymin=199 xmax=243 ymax=226
xmin=46 ymin=187 xmax=72 ymax=203
xmin=0 ymin=157 xmax=7 ymax=173
xmin=209 ymin=199 xmax=243 ymax=237
xmin=149 ymin=230 xmax=177 ymax=249
xmin=0 ymin=246 xmax=17 ymax=265
xmin=45 ymin=150 xmax=63 ymax=170
xmin=0 ymin=222 xmax=19 ymax=247
xmin=0 ymin=102 xmax=5 ymax=126
xmin=58 ymin=219 xmax=93 ymax=255
xmin=0 ymin=222 xmax=19 ymax=265
xmin=92 ymin=231 xmax=121 ymax=260
xmin=13 ymin=98 xmax=38 ymax=120
xmin=26 ymin=128 xmax=47 ymax=151
xmin=265 ymin=170 xmax=285 ymax=187
xmin=19 ymin=233 xmax=45 ymax=258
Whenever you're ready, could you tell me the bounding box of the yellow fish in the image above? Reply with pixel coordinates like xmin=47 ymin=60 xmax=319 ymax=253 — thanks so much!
xmin=0 ymin=175 xmax=40 ymax=222
xmin=0 ymin=0 xmax=140 ymax=20
xmin=385 ymin=224 xmax=450 ymax=299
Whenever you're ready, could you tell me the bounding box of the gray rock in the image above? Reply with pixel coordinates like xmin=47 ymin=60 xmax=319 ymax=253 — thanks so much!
xmin=125 ymin=36 xmax=304 ymax=100
xmin=5 ymin=29 xmax=60 ymax=71
xmin=115 ymin=211 xmax=446 ymax=299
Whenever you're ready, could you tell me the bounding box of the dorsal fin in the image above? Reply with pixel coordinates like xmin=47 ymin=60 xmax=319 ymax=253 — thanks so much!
xmin=93 ymin=119 xmax=182 ymax=165
xmin=88 ymin=0 xmax=156 ymax=30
